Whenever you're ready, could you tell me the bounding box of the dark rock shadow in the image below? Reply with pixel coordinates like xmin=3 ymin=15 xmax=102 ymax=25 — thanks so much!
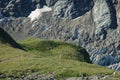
xmin=0 ymin=27 xmax=24 ymax=50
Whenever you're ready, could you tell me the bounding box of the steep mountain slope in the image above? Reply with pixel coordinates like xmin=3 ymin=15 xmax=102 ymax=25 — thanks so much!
xmin=0 ymin=0 xmax=120 ymax=70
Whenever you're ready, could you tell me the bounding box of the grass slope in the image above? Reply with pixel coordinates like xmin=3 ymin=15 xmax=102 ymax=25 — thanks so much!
xmin=0 ymin=38 xmax=120 ymax=79
xmin=20 ymin=38 xmax=91 ymax=63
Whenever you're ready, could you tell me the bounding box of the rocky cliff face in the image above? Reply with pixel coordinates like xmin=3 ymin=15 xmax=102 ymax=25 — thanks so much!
xmin=0 ymin=0 xmax=120 ymax=70
xmin=0 ymin=0 xmax=46 ymax=17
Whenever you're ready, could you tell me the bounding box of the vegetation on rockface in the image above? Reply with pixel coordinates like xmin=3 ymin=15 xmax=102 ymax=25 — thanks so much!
xmin=0 ymin=38 xmax=120 ymax=79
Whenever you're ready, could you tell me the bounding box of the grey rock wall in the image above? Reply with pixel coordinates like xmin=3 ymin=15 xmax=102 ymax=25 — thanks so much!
xmin=52 ymin=0 xmax=94 ymax=19
xmin=0 ymin=0 xmax=46 ymax=17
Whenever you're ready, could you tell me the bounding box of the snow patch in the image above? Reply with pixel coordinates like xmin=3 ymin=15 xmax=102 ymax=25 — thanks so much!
xmin=28 ymin=6 xmax=52 ymax=22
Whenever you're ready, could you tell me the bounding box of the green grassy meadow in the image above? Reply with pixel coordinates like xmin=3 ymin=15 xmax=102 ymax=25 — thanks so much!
xmin=0 ymin=38 xmax=120 ymax=79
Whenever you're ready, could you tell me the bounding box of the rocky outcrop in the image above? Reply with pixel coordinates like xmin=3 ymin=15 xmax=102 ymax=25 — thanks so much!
xmin=0 ymin=0 xmax=46 ymax=17
xmin=52 ymin=0 xmax=94 ymax=19
xmin=45 ymin=0 xmax=58 ymax=7
xmin=0 ymin=0 xmax=120 ymax=70
xmin=93 ymin=0 xmax=117 ymax=40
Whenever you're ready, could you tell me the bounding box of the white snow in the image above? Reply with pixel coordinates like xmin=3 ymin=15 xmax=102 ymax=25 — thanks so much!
xmin=28 ymin=6 xmax=52 ymax=22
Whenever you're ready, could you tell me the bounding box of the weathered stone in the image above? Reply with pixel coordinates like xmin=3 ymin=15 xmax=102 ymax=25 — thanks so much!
xmin=52 ymin=0 xmax=94 ymax=19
